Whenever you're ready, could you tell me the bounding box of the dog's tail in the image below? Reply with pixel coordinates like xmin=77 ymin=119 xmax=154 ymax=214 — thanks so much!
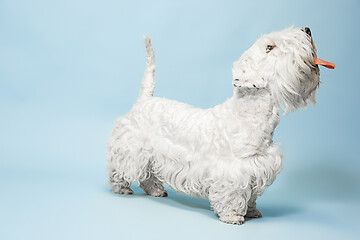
xmin=138 ymin=36 xmax=155 ymax=100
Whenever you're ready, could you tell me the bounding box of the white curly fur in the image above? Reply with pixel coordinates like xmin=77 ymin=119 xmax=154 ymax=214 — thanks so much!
xmin=106 ymin=27 xmax=321 ymax=225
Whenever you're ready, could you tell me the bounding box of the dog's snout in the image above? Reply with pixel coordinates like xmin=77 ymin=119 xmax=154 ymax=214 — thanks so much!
xmin=304 ymin=27 xmax=311 ymax=37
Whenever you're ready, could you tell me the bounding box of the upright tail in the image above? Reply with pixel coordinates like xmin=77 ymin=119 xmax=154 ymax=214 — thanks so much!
xmin=138 ymin=36 xmax=155 ymax=100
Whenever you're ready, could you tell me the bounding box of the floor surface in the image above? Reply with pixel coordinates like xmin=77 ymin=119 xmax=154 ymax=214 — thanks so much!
xmin=1 ymin=166 xmax=359 ymax=240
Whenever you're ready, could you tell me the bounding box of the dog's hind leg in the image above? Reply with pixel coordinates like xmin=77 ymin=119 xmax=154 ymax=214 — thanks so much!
xmin=139 ymin=173 xmax=168 ymax=197
xmin=109 ymin=170 xmax=134 ymax=195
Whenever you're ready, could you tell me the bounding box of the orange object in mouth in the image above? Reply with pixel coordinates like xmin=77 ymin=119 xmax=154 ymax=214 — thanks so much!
xmin=314 ymin=58 xmax=335 ymax=69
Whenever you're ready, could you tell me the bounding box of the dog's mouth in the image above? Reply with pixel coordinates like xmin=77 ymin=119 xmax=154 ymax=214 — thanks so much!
xmin=314 ymin=57 xmax=335 ymax=69
xmin=303 ymin=27 xmax=335 ymax=70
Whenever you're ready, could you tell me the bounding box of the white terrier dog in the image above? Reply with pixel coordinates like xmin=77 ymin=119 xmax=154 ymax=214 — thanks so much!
xmin=106 ymin=27 xmax=334 ymax=225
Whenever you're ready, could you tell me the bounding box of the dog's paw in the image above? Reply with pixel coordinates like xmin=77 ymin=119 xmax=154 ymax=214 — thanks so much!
xmin=148 ymin=189 xmax=168 ymax=197
xmin=113 ymin=187 xmax=134 ymax=195
xmin=245 ymin=208 xmax=262 ymax=218
xmin=219 ymin=213 xmax=245 ymax=225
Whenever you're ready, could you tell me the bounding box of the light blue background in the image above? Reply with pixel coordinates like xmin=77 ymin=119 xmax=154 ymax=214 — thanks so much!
xmin=1 ymin=0 xmax=359 ymax=239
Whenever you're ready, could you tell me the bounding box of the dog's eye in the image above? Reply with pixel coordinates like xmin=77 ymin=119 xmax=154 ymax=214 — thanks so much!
xmin=266 ymin=45 xmax=275 ymax=53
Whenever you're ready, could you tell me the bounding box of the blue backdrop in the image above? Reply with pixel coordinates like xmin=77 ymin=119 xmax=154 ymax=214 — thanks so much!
xmin=1 ymin=0 xmax=359 ymax=239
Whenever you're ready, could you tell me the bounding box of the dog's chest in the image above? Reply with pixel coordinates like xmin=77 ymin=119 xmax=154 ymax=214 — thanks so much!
xmin=224 ymin=94 xmax=279 ymax=158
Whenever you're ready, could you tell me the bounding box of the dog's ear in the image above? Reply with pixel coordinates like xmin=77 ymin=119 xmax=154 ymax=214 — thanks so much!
xmin=232 ymin=58 xmax=267 ymax=90
xmin=232 ymin=78 xmax=266 ymax=89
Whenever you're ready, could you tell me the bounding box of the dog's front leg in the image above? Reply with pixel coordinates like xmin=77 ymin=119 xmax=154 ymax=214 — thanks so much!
xmin=245 ymin=195 xmax=262 ymax=218
xmin=209 ymin=183 xmax=251 ymax=225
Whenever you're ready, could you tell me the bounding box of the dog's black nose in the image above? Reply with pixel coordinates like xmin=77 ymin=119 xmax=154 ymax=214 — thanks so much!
xmin=304 ymin=27 xmax=311 ymax=37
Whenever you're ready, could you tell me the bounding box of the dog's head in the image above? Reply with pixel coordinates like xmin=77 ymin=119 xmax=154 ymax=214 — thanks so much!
xmin=232 ymin=27 xmax=334 ymax=114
